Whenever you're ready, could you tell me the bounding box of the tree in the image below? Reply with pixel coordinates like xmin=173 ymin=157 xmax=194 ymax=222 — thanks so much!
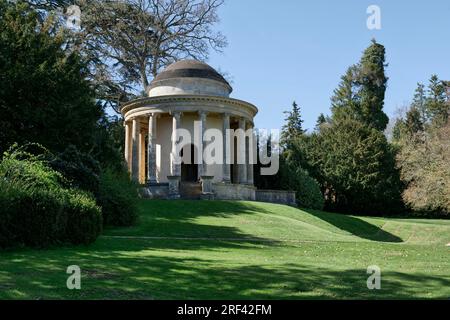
xmin=0 ymin=0 xmax=101 ymax=154
xmin=331 ymin=65 xmax=360 ymax=121
xmin=404 ymin=107 xmax=424 ymax=135
xmin=313 ymin=117 xmax=403 ymax=214
xmin=426 ymin=74 xmax=448 ymax=127
xmin=411 ymin=83 xmax=428 ymax=125
xmin=397 ymin=123 xmax=450 ymax=216
xmin=280 ymin=101 xmax=304 ymax=150
xmin=315 ymin=113 xmax=327 ymax=131
xmin=74 ymin=0 xmax=227 ymax=112
xmin=332 ymin=40 xmax=389 ymax=131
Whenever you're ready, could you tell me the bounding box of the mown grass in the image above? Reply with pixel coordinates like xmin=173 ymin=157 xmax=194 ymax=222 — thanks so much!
xmin=1 ymin=200 xmax=449 ymax=299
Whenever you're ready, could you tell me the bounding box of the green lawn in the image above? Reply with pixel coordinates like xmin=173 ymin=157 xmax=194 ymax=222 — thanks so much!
xmin=1 ymin=200 xmax=449 ymax=299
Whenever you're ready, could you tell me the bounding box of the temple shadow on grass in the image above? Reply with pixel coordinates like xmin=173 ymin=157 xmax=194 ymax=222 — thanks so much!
xmin=302 ymin=209 xmax=403 ymax=243
xmin=1 ymin=248 xmax=448 ymax=299
xmin=103 ymin=200 xmax=281 ymax=250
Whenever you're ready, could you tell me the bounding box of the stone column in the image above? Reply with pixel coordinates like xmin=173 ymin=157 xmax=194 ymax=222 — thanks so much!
xmin=238 ymin=118 xmax=247 ymax=184
xmin=198 ymin=111 xmax=207 ymax=177
xmin=170 ymin=111 xmax=182 ymax=177
xmin=139 ymin=130 xmax=145 ymax=183
xmin=147 ymin=113 xmax=157 ymax=184
xmin=124 ymin=121 xmax=131 ymax=172
xmin=222 ymin=113 xmax=231 ymax=183
xmin=131 ymin=117 xmax=140 ymax=183
xmin=247 ymin=123 xmax=255 ymax=185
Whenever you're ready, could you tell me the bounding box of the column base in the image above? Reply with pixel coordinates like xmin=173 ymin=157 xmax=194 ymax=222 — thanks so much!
xmin=167 ymin=175 xmax=181 ymax=199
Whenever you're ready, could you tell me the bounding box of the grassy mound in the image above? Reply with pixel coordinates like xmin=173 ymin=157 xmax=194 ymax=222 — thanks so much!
xmin=1 ymin=200 xmax=449 ymax=299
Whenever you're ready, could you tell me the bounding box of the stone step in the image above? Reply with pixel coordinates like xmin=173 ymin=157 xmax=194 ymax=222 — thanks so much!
xmin=179 ymin=182 xmax=202 ymax=200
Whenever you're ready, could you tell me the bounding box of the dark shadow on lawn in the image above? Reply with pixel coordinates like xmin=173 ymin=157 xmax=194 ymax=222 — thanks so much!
xmin=103 ymin=200 xmax=281 ymax=250
xmin=302 ymin=209 xmax=403 ymax=243
xmin=1 ymin=248 xmax=448 ymax=299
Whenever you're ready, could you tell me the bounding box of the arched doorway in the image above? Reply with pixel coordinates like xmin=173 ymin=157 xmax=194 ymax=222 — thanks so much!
xmin=181 ymin=144 xmax=198 ymax=182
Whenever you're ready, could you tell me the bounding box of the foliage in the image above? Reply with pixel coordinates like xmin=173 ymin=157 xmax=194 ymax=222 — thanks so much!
xmin=332 ymin=40 xmax=389 ymax=131
xmin=280 ymin=101 xmax=304 ymax=149
xmin=0 ymin=144 xmax=102 ymax=248
xmin=49 ymin=145 xmax=101 ymax=195
xmin=426 ymin=74 xmax=449 ymax=127
xmin=295 ymin=117 xmax=404 ymax=215
xmin=396 ymin=123 xmax=450 ymax=216
xmin=98 ymin=168 xmax=139 ymax=226
xmin=65 ymin=189 xmax=103 ymax=244
xmin=0 ymin=0 xmax=101 ymax=155
xmin=74 ymin=0 xmax=227 ymax=110
xmin=279 ymin=158 xmax=324 ymax=210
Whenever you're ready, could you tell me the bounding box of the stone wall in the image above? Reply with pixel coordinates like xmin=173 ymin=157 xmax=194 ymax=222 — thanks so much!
xmin=140 ymin=184 xmax=169 ymax=199
xmin=255 ymin=190 xmax=296 ymax=206
xmin=212 ymin=183 xmax=256 ymax=201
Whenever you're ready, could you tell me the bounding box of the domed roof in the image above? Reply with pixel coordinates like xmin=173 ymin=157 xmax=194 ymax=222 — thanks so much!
xmin=149 ymin=60 xmax=232 ymax=95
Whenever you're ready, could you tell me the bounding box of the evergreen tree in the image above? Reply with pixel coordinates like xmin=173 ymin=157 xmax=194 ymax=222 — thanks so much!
xmin=331 ymin=40 xmax=389 ymax=131
xmin=392 ymin=118 xmax=407 ymax=142
xmin=280 ymin=101 xmax=304 ymax=149
xmin=405 ymin=107 xmax=424 ymax=135
xmin=412 ymin=83 xmax=428 ymax=125
xmin=358 ymin=39 xmax=389 ymax=131
xmin=426 ymin=75 xmax=448 ymax=127
xmin=315 ymin=113 xmax=328 ymax=131
xmin=314 ymin=117 xmax=403 ymax=214
xmin=331 ymin=65 xmax=360 ymax=120
xmin=0 ymin=1 xmax=102 ymax=154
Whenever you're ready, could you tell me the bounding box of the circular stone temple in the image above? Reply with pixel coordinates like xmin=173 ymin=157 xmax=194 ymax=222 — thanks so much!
xmin=121 ymin=60 xmax=295 ymax=204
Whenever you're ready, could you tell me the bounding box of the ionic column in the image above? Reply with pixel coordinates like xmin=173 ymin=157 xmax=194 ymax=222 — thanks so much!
xmin=124 ymin=121 xmax=131 ymax=171
xmin=247 ymin=123 xmax=255 ymax=185
xmin=170 ymin=111 xmax=182 ymax=176
xmin=222 ymin=113 xmax=231 ymax=183
xmin=198 ymin=111 xmax=207 ymax=177
xmin=139 ymin=130 xmax=145 ymax=183
xmin=147 ymin=113 xmax=157 ymax=184
xmin=238 ymin=118 xmax=247 ymax=184
xmin=131 ymin=117 xmax=140 ymax=183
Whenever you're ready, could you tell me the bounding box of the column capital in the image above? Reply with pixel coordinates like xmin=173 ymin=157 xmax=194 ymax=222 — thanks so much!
xmin=147 ymin=112 xmax=160 ymax=118
xmin=171 ymin=111 xmax=182 ymax=119
xmin=238 ymin=117 xmax=246 ymax=127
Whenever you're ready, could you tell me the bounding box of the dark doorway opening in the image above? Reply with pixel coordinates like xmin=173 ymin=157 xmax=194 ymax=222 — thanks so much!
xmin=181 ymin=144 xmax=198 ymax=182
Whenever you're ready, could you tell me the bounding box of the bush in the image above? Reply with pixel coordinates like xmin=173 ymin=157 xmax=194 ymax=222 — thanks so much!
xmin=0 ymin=144 xmax=102 ymax=248
xmin=49 ymin=145 xmax=101 ymax=196
xmin=98 ymin=168 xmax=139 ymax=226
xmin=65 ymin=190 xmax=102 ymax=245
xmin=279 ymin=160 xmax=324 ymax=210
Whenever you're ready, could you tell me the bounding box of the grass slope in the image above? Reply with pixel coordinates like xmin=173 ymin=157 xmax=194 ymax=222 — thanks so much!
xmin=0 ymin=200 xmax=449 ymax=299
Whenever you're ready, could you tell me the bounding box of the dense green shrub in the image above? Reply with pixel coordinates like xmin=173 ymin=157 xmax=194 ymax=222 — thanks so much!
xmin=65 ymin=190 xmax=102 ymax=245
xmin=49 ymin=145 xmax=101 ymax=195
xmin=279 ymin=160 xmax=324 ymax=210
xmin=98 ymin=169 xmax=139 ymax=226
xmin=0 ymin=144 xmax=102 ymax=248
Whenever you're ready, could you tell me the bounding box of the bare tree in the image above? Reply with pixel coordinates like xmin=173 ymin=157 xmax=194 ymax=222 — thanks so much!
xmin=74 ymin=0 xmax=226 ymax=112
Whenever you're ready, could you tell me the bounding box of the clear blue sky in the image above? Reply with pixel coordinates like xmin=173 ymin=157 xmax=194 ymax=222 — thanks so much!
xmin=208 ymin=0 xmax=450 ymax=131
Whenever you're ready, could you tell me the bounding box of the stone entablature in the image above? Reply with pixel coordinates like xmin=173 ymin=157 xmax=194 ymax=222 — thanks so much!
xmin=121 ymin=95 xmax=257 ymax=123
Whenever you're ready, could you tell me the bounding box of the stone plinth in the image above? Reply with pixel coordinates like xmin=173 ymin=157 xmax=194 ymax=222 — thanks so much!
xmin=212 ymin=183 xmax=256 ymax=201
xmin=256 ymin=190 xmax=296 ymax=206
xmin=167 ymin=176 xmax=181 ymax=199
